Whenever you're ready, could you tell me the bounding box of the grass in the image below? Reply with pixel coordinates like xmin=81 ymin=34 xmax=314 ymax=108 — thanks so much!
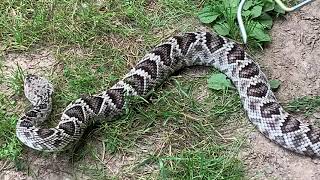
xmin=1 ymin=0 xmax=317 ymax=179
xmin=70 ymin=73 xmax=246 ymax=179
xmin=0 ymin=60 xmax=22 ymax=160
xmin=286 ymin=96 xmax=320 ymax=116
xmin=7 ymin=64 xmax=25 ymax=96
xmin=0 ymin=93 xmax=22 ymax=161
xmin=158 ymin=145 xmax=244 ymax=179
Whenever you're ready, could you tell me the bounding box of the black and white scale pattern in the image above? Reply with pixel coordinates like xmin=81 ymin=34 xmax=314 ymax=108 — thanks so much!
xmin=16 ymin=32 xmax=320 ymax=157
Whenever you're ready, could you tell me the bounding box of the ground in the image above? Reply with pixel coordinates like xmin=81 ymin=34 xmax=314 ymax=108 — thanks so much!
xmin=0 ymin=1 xmax=320 ymax=180
xmin=241 ymin=3 xmax=320 ymax=179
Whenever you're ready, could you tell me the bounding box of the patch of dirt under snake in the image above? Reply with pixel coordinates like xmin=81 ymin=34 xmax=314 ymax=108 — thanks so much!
xmin=240 ymin=2 xmax=320 ymax=180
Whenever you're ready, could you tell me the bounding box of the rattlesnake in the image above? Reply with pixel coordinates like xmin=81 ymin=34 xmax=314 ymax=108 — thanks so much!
xmin=16 ymin=32 xmax=320 ymax=157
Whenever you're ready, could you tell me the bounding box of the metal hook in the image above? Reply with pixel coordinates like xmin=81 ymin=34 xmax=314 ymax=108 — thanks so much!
xmin=237 ymin=0 xmax=315 ymax=44
xmin=274 ymin=0 xmax=315 ymax=12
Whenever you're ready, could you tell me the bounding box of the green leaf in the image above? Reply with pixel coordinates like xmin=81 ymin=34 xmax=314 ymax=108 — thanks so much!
xmin=263 ymin=0 xmax=275 ymax=12
xmin=257 ymin=13 xmax=273 ymax=29
xmin=243 ymin=0 xmax=253 ymax=10
xmin=198 ymin=6 xmax=219 ymax=24
xmin=226 ymin=0 xmax=240 ymax=8
xmin=251 ymin=5 xmax=262 ymax=18
xmin=269 ymin=79 xmax=281 ymax=90
xmin=242 ymin=10 xmax=251 ymax=17
xmin=250 ymin=23 xmax=271 ymax=42
xmin=274 ymin=3 xmax=285 ymax=14
xmin=214 ymin=23 xmax=230 ymax=36
xmin=207 ymin=73 xmax=232 ymax=90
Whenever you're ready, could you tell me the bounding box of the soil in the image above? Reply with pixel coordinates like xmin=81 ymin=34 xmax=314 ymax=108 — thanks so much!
xmin=258 ymin=4 xmax=320 ymax=102
xmin=240 ymin=2 xmax=320 ymax=180
xmin=1 ymin=1 xmax=320 ymax=179
xmin=0 ymin=49 xmax=57 ymax=97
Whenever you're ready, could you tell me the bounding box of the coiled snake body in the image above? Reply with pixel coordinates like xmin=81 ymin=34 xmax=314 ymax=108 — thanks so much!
xmin=16 ymin=32 xmax=320 ymax=157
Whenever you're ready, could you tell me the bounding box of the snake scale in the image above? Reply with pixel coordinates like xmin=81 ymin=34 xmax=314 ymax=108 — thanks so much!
xmin=16 ymin=32 xmax=320 ymax=157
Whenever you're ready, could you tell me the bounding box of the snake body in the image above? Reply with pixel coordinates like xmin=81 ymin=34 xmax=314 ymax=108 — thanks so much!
xmin=16 ymin=32 xmax=320 ymax=157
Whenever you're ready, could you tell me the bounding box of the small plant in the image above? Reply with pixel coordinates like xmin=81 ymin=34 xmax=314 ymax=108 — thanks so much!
xmin=198 ymin=0 xmax=285 ymax=47
xmin=207 ymin=73 xmax=233 ymax=90
xmin=207 ymin=73 xmax=281 ymax=92
xmin=8 ymin=64 xmax=25 ymax=96
xmin=200 ymin=0 xmax=285 ymax=91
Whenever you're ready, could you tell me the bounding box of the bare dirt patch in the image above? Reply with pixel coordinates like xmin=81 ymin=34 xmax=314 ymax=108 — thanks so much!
xmin=241 ymin=1 xmax=320 ymax=179
xmin=3 ymin=49 xmax=56 ymax=77
xmin=258 ymin=4 xmax=320 ymax=102
xmin=0 ymin=48 xmax=62 ymax=99
xmin=241 ymin=131 xmax=320 ymax=180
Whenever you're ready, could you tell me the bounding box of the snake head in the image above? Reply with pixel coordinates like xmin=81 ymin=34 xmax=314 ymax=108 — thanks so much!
xmin=24 ymin=74 xmax=54 ymax=106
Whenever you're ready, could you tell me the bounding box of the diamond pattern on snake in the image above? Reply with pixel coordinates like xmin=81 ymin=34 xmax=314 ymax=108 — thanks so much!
xmin=16 ymin=32 xmax=320 ymax=157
